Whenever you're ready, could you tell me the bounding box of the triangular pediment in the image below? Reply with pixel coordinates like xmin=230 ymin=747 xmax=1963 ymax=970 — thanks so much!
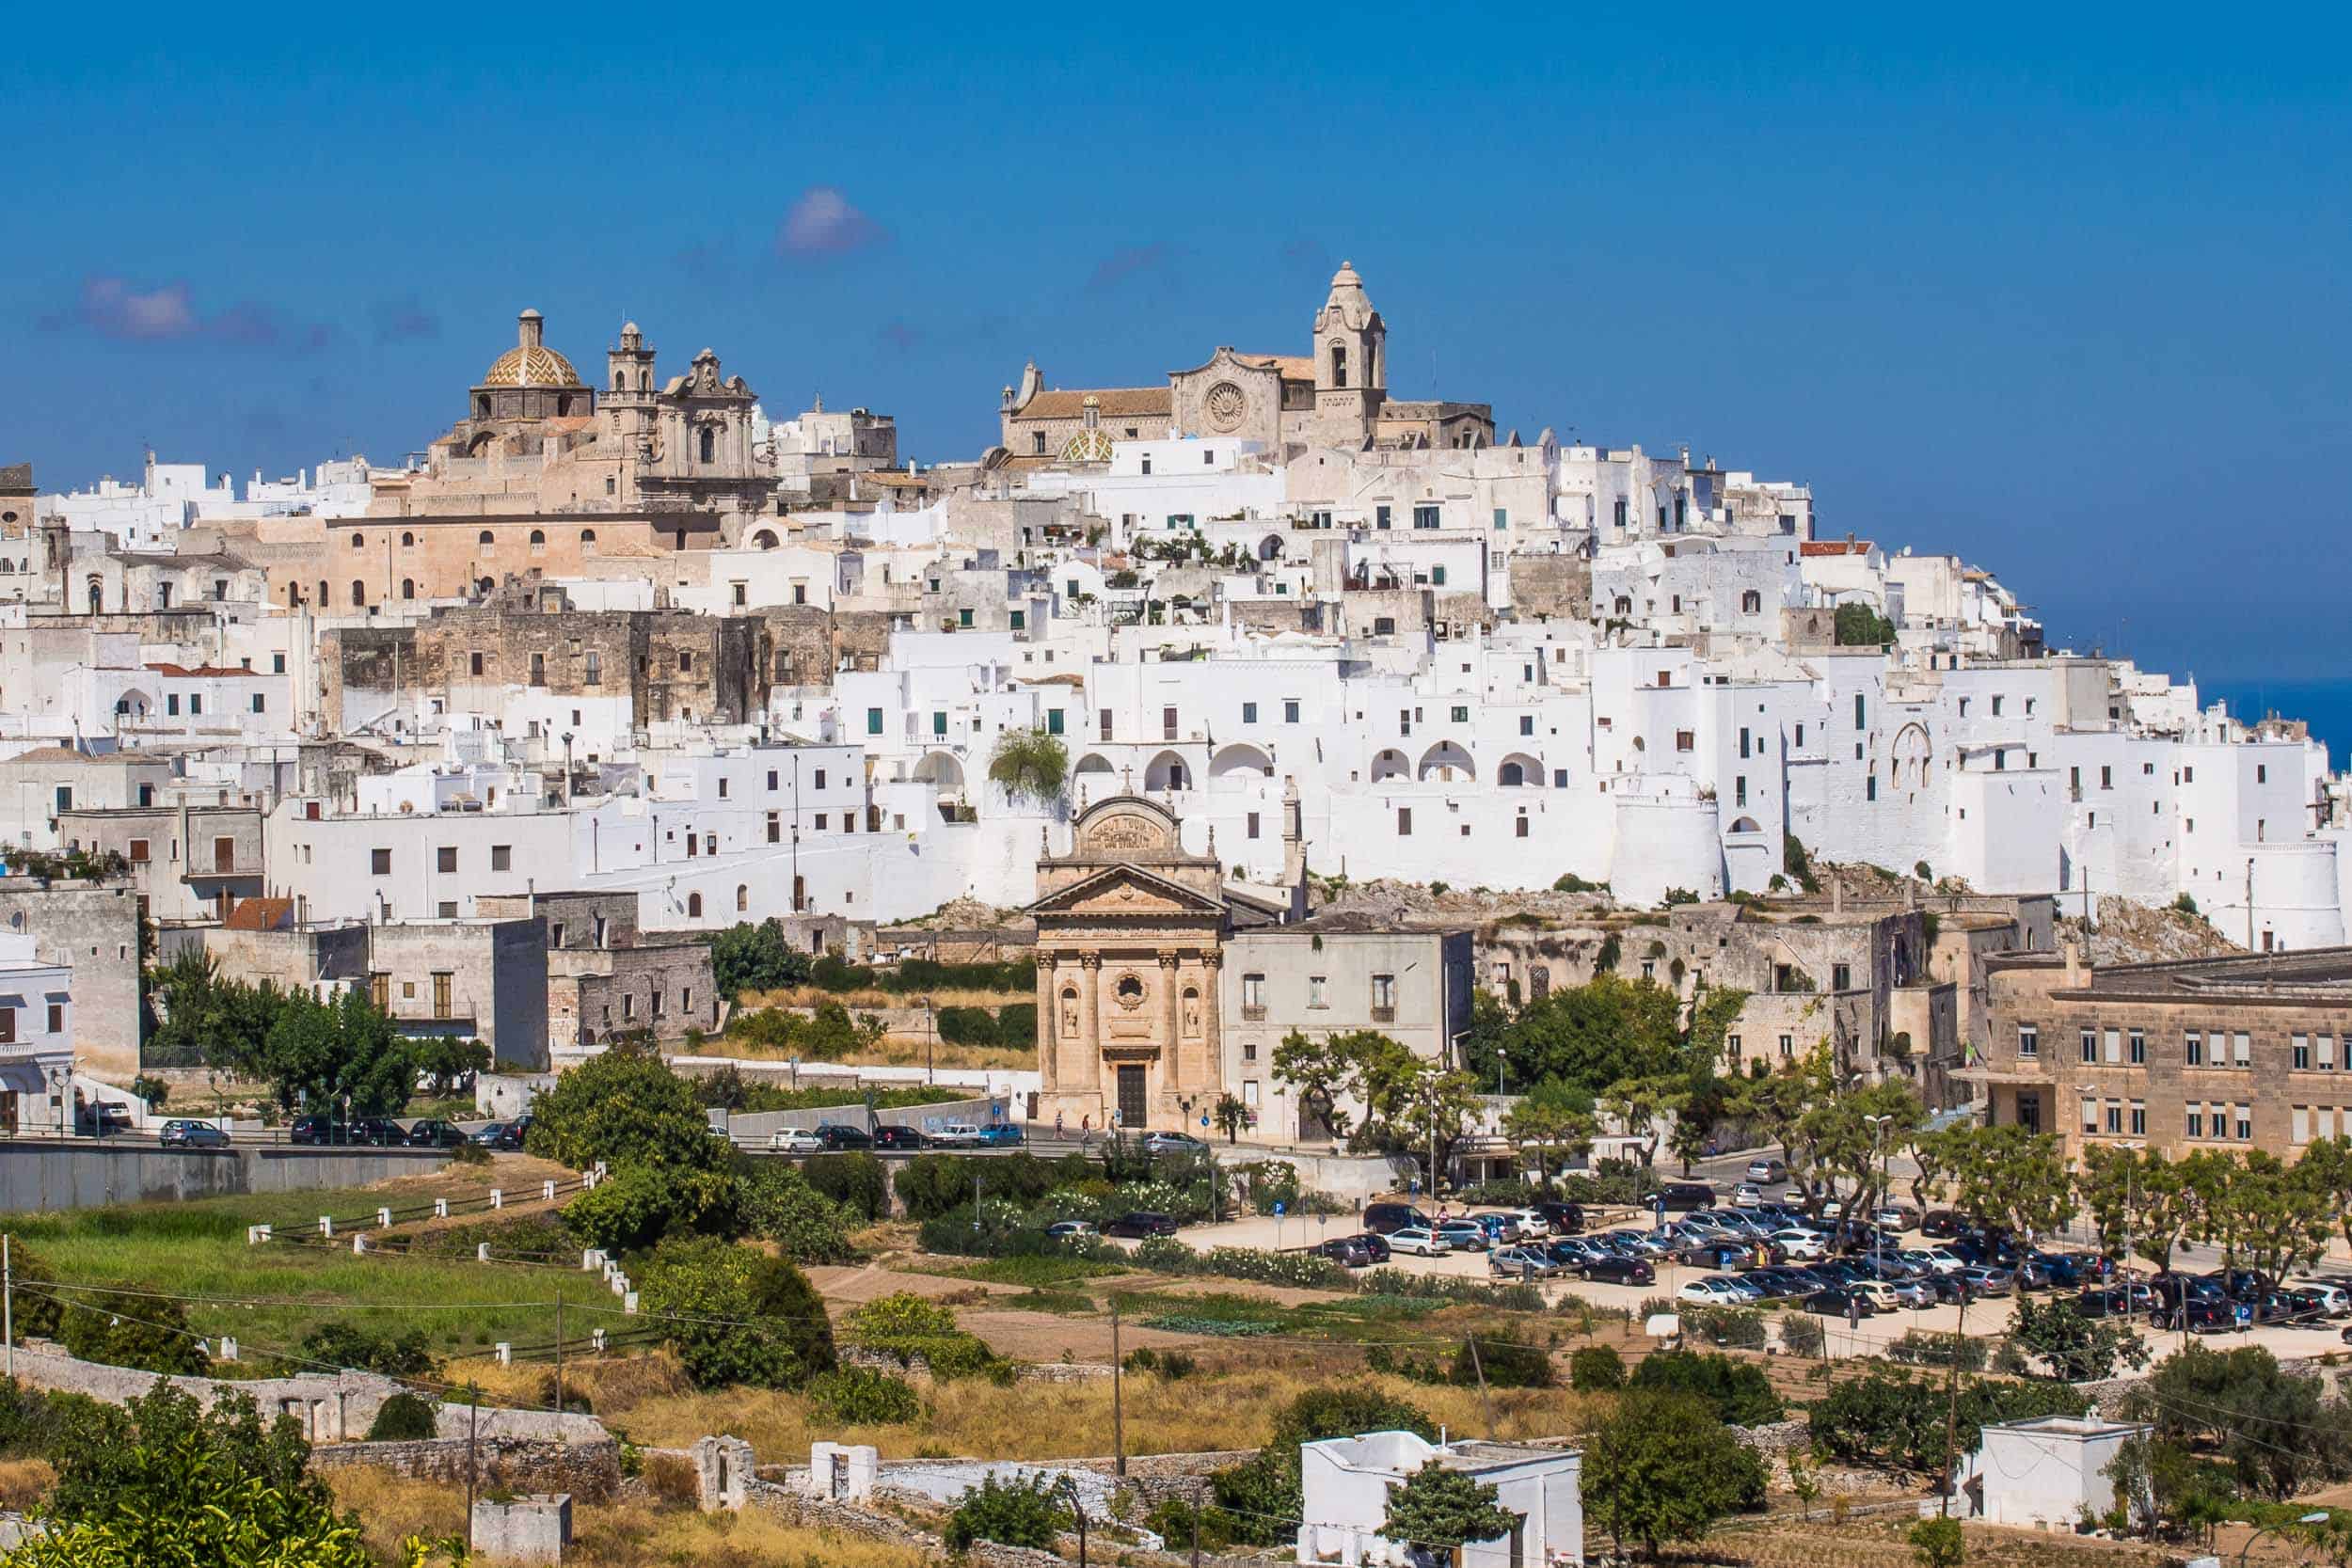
xmin=1027 ymin=863 xmax=1228 ymax=918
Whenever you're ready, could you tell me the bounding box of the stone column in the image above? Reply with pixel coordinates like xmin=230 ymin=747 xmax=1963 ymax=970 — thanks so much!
xmin=1199 ymin=950 xmax=1224 ymax=1101
xmin=1159 ymin=951 xmax=1183 ymax=1100
xmin=1037 ymin=956 xmax=1058 ymax=1090
xmin=1080 ymin=955 xmax=1103 ymax=1089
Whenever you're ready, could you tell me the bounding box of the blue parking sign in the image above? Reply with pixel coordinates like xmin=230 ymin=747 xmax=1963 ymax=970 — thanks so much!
xmin=1273 ymin=1201 xmax=1285 ymax=1217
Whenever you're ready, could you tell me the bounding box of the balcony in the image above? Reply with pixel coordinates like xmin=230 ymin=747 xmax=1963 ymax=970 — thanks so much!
xmin=1241 ymin=1004 xmax=1267 ymax=1022
xmin=1370 ymin=1006 xmax=1396 ymax=1024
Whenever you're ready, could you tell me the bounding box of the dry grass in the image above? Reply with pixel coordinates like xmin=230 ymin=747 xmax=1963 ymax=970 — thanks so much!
xmin=686 ymin=1034 xmax=1030 ymax=1071
xmin=596 ymin=1349 xmax=1603 ymax=1460
xmin=0 ymin=1459 xmax=54 ymax=1513
xmin=326 ymin=1467 xmax=930 ymax=1567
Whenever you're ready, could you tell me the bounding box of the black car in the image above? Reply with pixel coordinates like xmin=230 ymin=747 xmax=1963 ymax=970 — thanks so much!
xmin=1342 ymin=1231 xmax=1392 ymax=1263
xmin=290 ymin=1114 xmax=347 ymax=1146
xmin=1314 ymin=1237 xmax=1374 ymax=1267
xmin=1919 ymin=1210 xmax=1962 ymax=1239
xmin=814 ymin=1123 xmax=874 ymax=1149
xmin=1657 ymin=1182 xmax=1715 ymax=1213
xmin=405 ymin=1119 xmax=467 ymax=1148
xmin=2030 ymin=1252 xmax=2095 ymax=1289
xmin=349 ymin=1117 xmax=406 ymax=1147
xmin=871 ymin=1125 xmax=930 ymax=1151
xmin=1103 ymin=1211 xmax=1179 ymax=1239
xmin=2078 ymin=1283 xmax=2161 ymax=1318
xmin=1363 ymin=1203 xmax=1433 ymax=1236
xmin=1532 ymin=1201 xmax=1585 ymax=1236
xmin=1804 ymin=1286 xmax=1879 ymax=1318
xmin=1579 ymin=1255 xmax=1656 ymax=1287
xmin=2202 ymin=1268 xmax=2275 ymax=1304
xmin=2165 ymin=1297 xmax=2247 ymax=1335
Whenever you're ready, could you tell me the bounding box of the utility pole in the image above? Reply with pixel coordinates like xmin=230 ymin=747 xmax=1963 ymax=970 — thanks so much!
xmin=1110 ymin=1298 xmax=1125 ymax=1476
xmin=4 ymin=1234 xmax=12 ymax=1381
xmin=1465 ymin=1333 xmax=1494 ymax=1432
xmin=1190 ymin=1481 xmax=1204 ymax=1568
xmin=466 ymin=1391 xmax=479 ymax=1553
xmin=554 ymin=1289 xmax=564 ymax=1415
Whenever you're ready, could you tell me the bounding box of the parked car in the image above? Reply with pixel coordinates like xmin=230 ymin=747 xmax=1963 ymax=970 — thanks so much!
xmin=1900 ymin=1247 xmax=1965 ymax=1275
xmin=1677 ymin=1275 xmax=1749 ymax=1305
xmin=350 ymin=1117 xmax=406 ymax=1147
xmin=1657 ymin=1181 xmax=1716 ymax=1213
xmin=1770 ymin=1228 xmax=1829 ymax=1261
xmin=1436 ymin=1221 xmax=1491 ymax=1253
xmin=1333 ymin=1231 xmax=1391 ymax=1263
xmin=1045 ymin=1220 xmax=1098 ymax=1242
xmin=2291 ymin=1281 xmax=2352 ymax=1318
xmin=1102 ymin=1212 xmax=1179 ymax=1239
xmin=2078 ymin=1282 xmax=2162 ymax=1318
xmin=159 ymin=1119 xmax=230 ymax=1149
xmin=1469 ymin=1212 xmax=1521 ymax=1244
xmin=2168 ymin=1297 xmax=2249 ymax=1335
xmin=1884 ymin=1277 xmax=1937 ymax=1309
xmin=1919 ymin=1209 xmax=1963 ymax=1239
xmin=1747 ymin=1156 xmax=1789 ymax=1183
xmin=1138 ymin=1131 xmax=1206 ymax=1155
xmin=1531 ymin=1201 xmax=1585 ymax=1235
xmin=1730 ymin=1182 xmax=1766 ymax=1209
xmin=768 ymin=1128 xmax=825 ymax=1153
xmin=1579 ymin=1255 xmax=1655 ymax=1287
xmin=1958 ymin=1266 xmax=2015 ymax=1298
xmin=1388 ymin=1227 xmax=1449 ymax=1257
xmin=1489 ymin=1246 xmax=1561 ymax=1279
xmin=930 ymin=1123 xmax=982 ymax=1147
xmin=89 ymin=1102 xmax=135 ymax=1135
xmin=292 ymin=1114 xmax=348 ymax=1146
xmin=972 ymin=1124 xmax=1025 ymax=1148
xmin=1681 ymin=1240 xmax=1768 ymax=1271
xmin=814 ymin=1123 xmax=873 ymax=1149
xmin=2030 ymin=1251 xmax=2097 ymax=1288
xmin=1544 ymin=1237 xmax=1609 ymax=1268
xmin=1364 ymin=1203 xmax=1434 ymax=1236
xmin=405 ymin=1119 xmax=467 ymax=1148
xmin=1317 ymin=1237 xmax=1376 ymax=1268
xmin=1872 ymin=1204 xmax=1922 ymax=1233
xmin=1502 ymin=1209 xmax=1552 ymax=1239
xmin=2263 ymin=1290 xmax=2324 ymax=1324
xmin=2202 ymin=1268 xmax=2276 ymax=1304
xmin=870 ymin=1125 xmax=929 ymax=1151
xmin=1804 ymin=1285 xmax=1880 ymax=1318
xmin=494 ymin=1116 xmax=532 ymax=1150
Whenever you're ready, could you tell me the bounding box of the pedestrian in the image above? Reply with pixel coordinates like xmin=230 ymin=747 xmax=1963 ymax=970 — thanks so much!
xmin=1055 ymin=1109 xmax=1065 ymax=1138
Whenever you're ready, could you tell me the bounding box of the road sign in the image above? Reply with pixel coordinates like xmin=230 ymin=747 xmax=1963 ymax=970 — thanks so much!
xmin=1273 ymin=1201 xmax=1285 ymax=1217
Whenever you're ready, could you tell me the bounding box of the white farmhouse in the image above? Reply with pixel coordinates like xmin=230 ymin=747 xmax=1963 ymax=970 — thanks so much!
xmin=1956 ymin=1415 xmax=2147 ymax=1529
xmin=1297 ymin=1431 xmax=1581 ymax=1568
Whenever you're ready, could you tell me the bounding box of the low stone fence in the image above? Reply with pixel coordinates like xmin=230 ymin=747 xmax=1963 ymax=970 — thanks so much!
xmin=310 ymin=1433 xmax=622 ymax=1502
xmin=837 ymin=1347 xmax=1112 ymax=1385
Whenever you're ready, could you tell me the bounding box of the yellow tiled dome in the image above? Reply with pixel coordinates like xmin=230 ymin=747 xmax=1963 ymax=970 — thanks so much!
xmin=482 ymin=343 xmax=583 ymax=388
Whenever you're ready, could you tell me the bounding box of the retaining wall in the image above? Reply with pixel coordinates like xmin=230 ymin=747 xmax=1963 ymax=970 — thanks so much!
xmin=0 ymin=1143 xmax=452 ymax=1212
xmin=310 ymin=1433 xmax=621 ymax=1501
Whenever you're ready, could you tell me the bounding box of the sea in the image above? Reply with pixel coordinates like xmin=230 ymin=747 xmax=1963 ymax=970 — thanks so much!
xmin=2204 ymin=678 xmax=2352 ymax=772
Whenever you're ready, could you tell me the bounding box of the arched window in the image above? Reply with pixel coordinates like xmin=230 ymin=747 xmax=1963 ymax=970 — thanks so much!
xmin=639 ymin=370 xmax=650 ymax=390
xmin=478 ymin=530 xmax=494 ymax=546
xmin=1613 ymin=595 xmax=1632 ymax=615
xmin=87 ymin=579 xmax=102 ymax=613
xmin=699 ymin=425 xmax=717 ymax=464
xmin=1329 ymin=341 xmax=1349 ymax=388
xmin=349 ymin=581 xmax=365 ymax=607
xmin=400 ymin=531 xmax=415 ymax=547
xmin=317 ymin=580 xmax=327 ymax=607
xmin=401 ymin=578 xmax=415 ymax=600
xmin=614 ymin=369 xmax=628 ymax=391
xmin=529 ymin=530 xmax=546 ymax=547
xmin=350 ymin=531 xmax=364 ymax=549
xmin=288 ymin=584 xmax=300 ymax=607
xmin=735 ymin=884 xmax=748 ymax=912
xmin=687 ymin=892 xmax=703 ymax=919
xmin=556 ymin=393 xmax=573 ymax=417
xmin=476 ymin=577 xmax=494 ymax=594
xmin=580 ymin=530 xmax=596 ymax=553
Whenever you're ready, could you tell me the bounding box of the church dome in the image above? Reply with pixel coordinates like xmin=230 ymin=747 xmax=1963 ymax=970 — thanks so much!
xmin=481 ymin=343 xmax=584 ymax=388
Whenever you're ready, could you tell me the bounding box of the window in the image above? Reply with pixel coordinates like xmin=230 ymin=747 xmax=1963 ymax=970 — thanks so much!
xmin=2295 ymin=1034 xmax=2311 ymax=1070
xmin=2185 ymin=1107 xmax=2203 ymax=1139
xmin=1866 ymin=774 xmax=1878 ymax=801
xmin=2323 ymin=1036 xmax=2339 ymax=1070
xmin=431 ymin=972 xmax=453 ymax=1019
xmin=350 ymin=580 xmax=365 ymax=607
xmin=1284 ymin=699 xmax=1301 ymax=723
xmin=2233 ymin=1032 xmax=2251 ymax=1067
xmin=1853 ymin=693 xmax=1866 ymax=730
xmin=2130 ymin=1101 xmax=2146 ymax=1135
xmin=1307 ymin=975 xmax=1327 ymax=1008
xmin=2185 ymin=1030 xmax=2202 ymax=1066
xmin=127 ymin=839 xmax=149 ymax=863
xmin=583 ymin=650 xmax=600 ymax=687
xmin=2101 ymin=766 xmax=2113 ymax=790
xmin=1242 ymin=974 xmax=1265 ymax=1015
xmin=1613 ymin=498 xmax=1629 ymax=529
xmin=1778 ymin=1034 xmax=1794 ymax=1058
xmin=1831 ymin=963 xmax=1851 ymax=991
xmin=1046 ymin=709 xmax=1064 ymax=736
xmin=1162 ymin=705 xmax=1178 ymax=740
xmin=2236 ymin=1103 xmax=2252 ymax=1141
xmin=1371 ymin=974 xmax=1395 ymax=1014
xmin=250 ymin=692 xmax=266 ymax=714
xmin=437 ymin=846 xmax=457 ymax=873
xmin=2080 ymin=1029 xmax=2098 ymax=1064
xmin=1375 ymin=504 xmax=1392 ymax=530
xmin=1451 ymin=705 xmax=1469 ymax=723
xmin=1412 ymin=504 xmax=1440 ymax=530
xmin=1736 ymin=776 xmax=1748 ymax=808
xmin=687 ymin=892 xmax=703 ymax=918
xmin=2104 ymin=1027 xmax=2122 ymax=1064
xmin=1396 ymin=807 xmax=1412 ymax=835
xmin=1032 ymin=432 xmax=1047 ymax=455
xmin=491 ymin=846 xmax=512 ymax=872
xmin=371 ymin=848 xmax=391 ymax=876
xmin=1242 ymin=702 xmax=1258 ymax=724
xmin=2105 ymin=1101 xmax=2122 ymax=1133
xmin=678 ymin=651 xmax=694 ymax=673
xmin=2128 ymin=1028 xmax=2145 ymax=1064
xmin=531 ymin=653 xmax=546 ymax=686
xmin=2016 ymin=1024 xmax=2039 ymax=1059
xmin=1516 ymin=816 xmax=1530 ymax=837
xmin=959 ymin=608 xmax=974 ymax=628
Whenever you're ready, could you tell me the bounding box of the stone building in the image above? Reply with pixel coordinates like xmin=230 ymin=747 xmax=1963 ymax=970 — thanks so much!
xmin=366 ymin=916 xmax=549 ymax=1070
xmin=477 ymin=890 xmax=716 ymax=1055
xmin=319 ymin=607 xmax=767 ymax=734
xmin=0 ymin=881 xmax=141 ymax=1072
xmin=993 ymin=262 xmax=1492 ymax=468
xmin=58 ymin=804 xmax=265 ymax=923
xmin=1972 ymin=943 xmax=2352 ymax=1163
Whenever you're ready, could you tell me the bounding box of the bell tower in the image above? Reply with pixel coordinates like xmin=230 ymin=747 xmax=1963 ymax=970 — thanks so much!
xmin=1311 ymin=261 xmax=1386 ymax=445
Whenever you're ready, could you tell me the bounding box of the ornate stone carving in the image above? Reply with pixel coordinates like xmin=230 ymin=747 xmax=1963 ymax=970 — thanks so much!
xmin=1204 ymin=381 xmax=1247 ymax=433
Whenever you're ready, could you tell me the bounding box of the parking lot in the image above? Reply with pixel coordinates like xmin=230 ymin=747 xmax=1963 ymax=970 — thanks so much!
xmin=1141 ymin=1204 xmax=2352 ymax=1362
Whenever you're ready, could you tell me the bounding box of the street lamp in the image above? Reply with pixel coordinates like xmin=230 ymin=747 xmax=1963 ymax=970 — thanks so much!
xmin=2236 ymin=1512 xmax=2327 ymax=1567
xmin=1863 ymin=1113 xmax=1892 ymax=1261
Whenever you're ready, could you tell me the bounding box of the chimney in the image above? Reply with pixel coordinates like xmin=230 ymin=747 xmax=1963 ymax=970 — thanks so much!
xmin=2060 ymin=939 xmax=2089 ymax=987
xmin=1831 ymin=878 xmax=1844 ymax=915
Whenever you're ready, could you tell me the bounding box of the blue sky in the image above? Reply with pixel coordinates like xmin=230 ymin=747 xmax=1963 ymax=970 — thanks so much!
xmin=8 ymin=4 xmax=2346 ymax=685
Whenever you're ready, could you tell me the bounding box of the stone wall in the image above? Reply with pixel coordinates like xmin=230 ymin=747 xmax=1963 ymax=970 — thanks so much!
xmin=0 ymin=881 xmax=141 ymax=1068
xmin=0 ymin=1142 xmax=454 ymax=1212
xmin=1509 ymin=554 xmax=1593 ymax=622
xmin=310 ymin=1434 xmax=620 ymax=1502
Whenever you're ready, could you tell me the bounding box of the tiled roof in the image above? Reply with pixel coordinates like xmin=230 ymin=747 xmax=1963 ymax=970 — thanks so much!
xmin=1800 ymin=540 xmax=1873 ymax=557
xmin=225 ymin=896 xmax=294 ymax=931
xmin=1014 ymin=388 xmax=1171 ymax=420
xmin=1238 ymin=353 xmax=1315 ymax=379
xmin=146 ymin=663 xmax=253 ymax=678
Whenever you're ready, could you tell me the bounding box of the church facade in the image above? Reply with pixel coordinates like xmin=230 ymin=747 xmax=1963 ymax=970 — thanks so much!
xmin=994 ymin=262 xmax=1494 ymax=471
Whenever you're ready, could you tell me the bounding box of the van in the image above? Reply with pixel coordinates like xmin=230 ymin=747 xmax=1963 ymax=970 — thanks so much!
xmin=1363 ymin=1202 xmax=1433 ymax=1236
xmin=1658 ymin=1182 xmax=1716 ymax=1213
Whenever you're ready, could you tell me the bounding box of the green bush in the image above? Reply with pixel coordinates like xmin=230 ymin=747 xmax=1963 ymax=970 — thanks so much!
xmin=1628 ymin=1350 xmax=1783 ymax=1426
xmin=636 ymin=1235 xmax=837 ymax=1390
xmin=945 ymin=1473 xmax=1069 ymax=1552
xmin=1677 ymin=1305 xmax=1769 ymax=1351
xmin=1357 ymin=1270 xmax=1548 ymax=1310
xmin=562 ymin=1162 xmax=736 ymax=1254
xmin=843 ymin=1291 xmax=1003 ymax=1380
xmin=299 ymin=1323 xmax=437 ymax=1379
xmin=803 ymin=1151 xmax=889 ymax=1221
xmin=1809 ymin=1369 xmax=2090 ymax=1473
xmin=1452 ymin=1331 xmax=1554 ymax=1389
xmin=365 ymin=1391 xmax=438 ymax=1441
xmin=1778 ymin=1313 xmax=1826 ymax=1358
xmin=1570 ymin=1345 xmax=1626 ymax=1389
xmin=807 ymin=1368 xmax=920 ymax=1425
xmin=735 ymin=1163 xmax=855 ymax=1262
xmin=57 ymin=1291 xmax=207 ymax=1375
xmin=1886 ymin=1330 xmax=1989 ymax=1371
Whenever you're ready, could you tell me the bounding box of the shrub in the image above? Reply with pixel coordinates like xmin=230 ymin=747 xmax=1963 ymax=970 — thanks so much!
xmin=844 ymin=1291 xmax=1002 ymax=1380
xmin=562 ymin=1162 xmax=736 ymax=1254
xmin=1677 ymin=1305 xmax=1769 ymax=1350
xmin=644 ymin=1452 xmax=701 ymax=1506
xmin=1123 ymin=1347 xmax=1199 ymax=1380
xmin=736 ymin=1163 xmax=855 ymax=1262
xmin=946 ymin=1475 xmax=1068 ymax=1551
xmin=527 ymin=1037 xmax=727 ymax=1173
xmin=298 ymin=1323 xmax=437 ymax=1379
xmin=1357 ymin=1270 xmax=1546 ymax=1310
xmin=1887 ymin=1330 xmax=1989 ymax=1371
xmin=803 ymin=1151 xmax=889 ymax=1221
xmin=1452 ymin=1331 xmax=1554 ymax=1389
xmin=57 ymin=1291 xmax=207 ymax=1375
xmin=1809 ymin=1369 xmax=2089 ymax=1473
xmin=808 ymin=1368 xmax=920 ymax=1425
xmin=1778 ymin=1314 xmax=1826 ymax=1358
xmin=1629 ymin=1350 xmax=1783 ymax=1426
xmin=1570 ymin=1345 xmax=1626 ymax=1390
xmin=365 ymin=1391 xmax=438 ymax=1441
xmin=636 ymin=1235 xmax=836 ymax=1390
xmin=1147 ymin=1494 xmax=1237 ymax=1554
xmin=1909 ymin=1515 xmax=1965 ymax=1568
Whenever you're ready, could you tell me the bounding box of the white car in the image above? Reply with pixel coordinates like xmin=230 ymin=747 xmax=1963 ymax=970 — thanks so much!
xmin=767 ymin=1128 xmax=823 ymax=1153
xmin=1503 ymin=1209 xmax=1551 ymax=1238
xmin=1771 ymin=1228 xmax=1828 ymax=1260
xmin=1677 ymin=1275 xmax=1747 ymax=1305
xmin=2292 ymin=1281 xmax=2352 ymax=1317
xmin=930 ymin=1124 xmax=983 ymax=1147
xmin=1389 ymin=1227 xmax=1450 ymax=1257
xmin=1045 ymin=1220 xmax=1098 ymax=1242
xmin=1731 ymin=1182 xmax=1765 ymax=1209
xmin=1904 ymin=1247 xmax=1966 ymax=1275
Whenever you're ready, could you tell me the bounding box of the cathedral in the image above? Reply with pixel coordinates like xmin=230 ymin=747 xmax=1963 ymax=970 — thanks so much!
xmin=992 ymin=261 xmax=1494 ymax=470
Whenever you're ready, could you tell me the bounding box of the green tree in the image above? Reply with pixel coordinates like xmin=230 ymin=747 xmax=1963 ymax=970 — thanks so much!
xmin=2212 ymin=1150 xmax=2331 ymax=1283
xmin=526 ymin=1037 xmax=726 ymax=1173
xmin=1585 ymin=1390 xmax=1767 ymax=1558
xmin=944 ymin=1473 xmax=1070 ymax=1552
xmin=2296 ymin=1135 xmax=2352 ymax=1258
xmin=1382 ymin=1460 xmax=1518 ymax=1560
xmin=365 ymin=1391 xmax=438 ymax=1441
xmin=1504 ymin=1091 xmax=1596 ymax=1185
xmin=1495 ymin=972 xmax=1687 ymax=1097
xmin=1599 ymin=1076 xmax=1680 ymax=1168
xmin=2006 ymin=1297 xmax=2149 ymax=1382
xmin=1628 ymin=1350 xmax=1784 ymax=1425
xmin=708 ymin=918 xmax=813 ymax=999
xmin=58 ymin=1290 xmax=208 ymax=1375
xmin=298 ymin=1323 xmax=437 ymax=1380
xmin=2121 ymin=1343 xmax=2352 ymax=1499
xmin=561 ymin=1162 xmax=737 ymax=1253
xmin=410 ymin=1035 xmax=488 ymax=1098
xmin=260 ymin=989 xmax=414 ymax=1116
xmin=1834 ymin=602 xmax=1897 ymax=646
xmin=1271 ymin=1029 xmax=1359 ymax=1141
xmin=735 ymin=1164 xmax=853 ymax=1261
xmin=1908 ymin=1515 xmax=1965 ymax=1568
xmin=986 ymin=727 xmax=1070 ymax=808
xmin=801 ymin=1150 xmax=889 ymax=1222
xmin=1214 ymin=1092 xmax=1248 ymax=1143
xmin=635 ymin=1235 xmax=836 ymax=1389
xmin=1212 ymin=1387 xmax=1436 ymax=1545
